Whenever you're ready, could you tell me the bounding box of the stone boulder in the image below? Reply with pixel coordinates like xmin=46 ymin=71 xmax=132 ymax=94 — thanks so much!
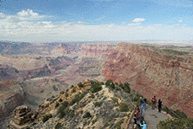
xmin=9 ymin=105 xmax=36 ymax=129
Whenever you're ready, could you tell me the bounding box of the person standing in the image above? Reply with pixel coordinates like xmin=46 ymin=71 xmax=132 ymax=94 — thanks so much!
xmin=140 ymin=97 xmax=146 ymax=113
xmin=139 ymin=121 xmax=147 ymax=129
xmin=158 ymin=99 xmax=162 ymax=112
xmin=151 ymin=95 xmax=156 ymax=109
xmin=137 ymin=105 xmax=140 ymax=113
xmin=133 ymin=114 xmax=140 ymax=129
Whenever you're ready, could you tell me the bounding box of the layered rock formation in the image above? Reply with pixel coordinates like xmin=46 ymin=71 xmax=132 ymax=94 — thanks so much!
xmin=9 ymin=105 xmax=35 ymax=129
xmin=102 ymin=43 xmax=193 ymax=117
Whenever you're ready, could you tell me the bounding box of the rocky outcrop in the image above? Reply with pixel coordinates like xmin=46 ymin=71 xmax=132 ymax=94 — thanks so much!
xmin=9 ymin=105 xmax=35 ymax=129
xmin=31 ymin=80 xmax=134 ymax=129
xmin=102 ymin=43 xmax=193 ymax=117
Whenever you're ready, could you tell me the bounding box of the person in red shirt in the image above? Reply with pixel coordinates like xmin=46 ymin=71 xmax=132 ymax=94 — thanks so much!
xmin=137 ymin=105 xmax=140 ymax=113
xmin=151 ymin=95 xmax=157 ymax=109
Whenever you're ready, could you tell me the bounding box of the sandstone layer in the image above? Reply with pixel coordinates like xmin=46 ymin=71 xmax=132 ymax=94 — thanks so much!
xmin=102 ymin=43 xmax=193 ymax=117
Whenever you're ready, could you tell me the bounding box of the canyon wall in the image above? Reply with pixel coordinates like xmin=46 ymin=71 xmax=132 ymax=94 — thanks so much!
xmin=102 ymin=43 xmax=193 ymax=117
xmin=0 ymin=81 xmax=24 ymax=119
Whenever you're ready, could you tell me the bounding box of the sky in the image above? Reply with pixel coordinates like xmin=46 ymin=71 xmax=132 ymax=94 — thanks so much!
xmin=0 ymin=0 xmax=193 ymax=43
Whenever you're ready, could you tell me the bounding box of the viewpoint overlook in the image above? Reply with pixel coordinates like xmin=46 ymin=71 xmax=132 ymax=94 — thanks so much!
xmin=0 ymin=41 xmax=192 ymax=129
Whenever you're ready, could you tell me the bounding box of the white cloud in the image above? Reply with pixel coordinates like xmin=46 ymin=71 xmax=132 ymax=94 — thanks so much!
xmin=17 ymin=9 xmax=39 ymax=17
xmin=178 ymin=20 xmax=183 ymax=23
xmin=0 ymin=12 xmax=6 ymax=19
xmin=16 ymin=9 xmax=47 ymax=20
xmin=0 ymin=10 xmax=193 ymax=43
xmin=128 ymin=23 xmax=141 ymax=26
xmin=132 ymin=18 xmax=146 ymax=23
xmin=77 ymin=21 xmax=86 ymax=24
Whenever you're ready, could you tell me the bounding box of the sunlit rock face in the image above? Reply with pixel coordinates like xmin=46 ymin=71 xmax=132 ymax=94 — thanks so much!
xmin=102 ymin=43 xmax=193 ymax=117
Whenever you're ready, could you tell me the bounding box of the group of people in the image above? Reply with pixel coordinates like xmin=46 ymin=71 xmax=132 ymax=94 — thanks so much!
xmin=133 ymin=104 xmax=146 ymax=129
xmin=132 ymin=95 xmax=163 ymax=129
xmin=151 ymin=95 xmax=162 ymax=112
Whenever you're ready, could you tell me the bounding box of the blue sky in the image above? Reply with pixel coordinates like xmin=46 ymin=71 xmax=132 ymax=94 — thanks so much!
xmin=0 ymin=0 xmax=193 ymax=43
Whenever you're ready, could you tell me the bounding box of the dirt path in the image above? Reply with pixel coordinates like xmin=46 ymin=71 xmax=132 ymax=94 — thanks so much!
xmin=127 ymin=105 xmax=170 ymax=129
xmin=142 ymin=105 xmax=169 ymax=129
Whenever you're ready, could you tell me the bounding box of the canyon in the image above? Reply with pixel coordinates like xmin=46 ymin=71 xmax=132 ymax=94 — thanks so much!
xmin=0 ymin=41 xmax=193 ymax=128
xmin=102 ymin=43 xmax=193 ymax=117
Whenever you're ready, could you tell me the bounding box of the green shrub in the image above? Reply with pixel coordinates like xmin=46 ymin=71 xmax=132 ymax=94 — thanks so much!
xmin=65 ymin=93 xmax=68 ymax=97
xmin=72 ymin=88 xmax=76 ymax=93
xmin=91 ymin=85 xmax=102 ymax=93
xmin=71 ymin=85 xmax=74 ymax=88
xmin=57 ymin=101 xmax=68 ymax=118
xmin=94 ymin=102 xmax=103 ymax=107
xmin=90 ymin=81 xmax=102 ymax=93
xmin=70 ymin=91 xmax=87 ymax=106
xmin=55 ymin=102 xmax=59 ymax=108
xmin=89 ymin=94 xmax=95 ymax=99
xmin=60 ymin=91 xmax=64 ymax=94
xmin=162 ymin=108 xmax=187 ymax=118
xmin=120 ymin=103 xmax=129 ymax=112
xmin=123 ymin=82 xmax=130 ymax=93
xmin=157 ymin=118 xmax=193 ymax=129
xmin=146 ymin=99 xmax=152 ymax=105
xmin=100 ymin=82 xmax=104 ymax=85
xmin=105 ymin=80 xmax=113 ymax=86
xmin=59 ymin=98 xmax=63 ymax=102
xmin=92 ymin=119 xmax=97 ymax=125
xmin=66 ymin=89 xmax=69 ymax=92
xmin=83 ymin=112 xmax=92 ymax=118
xmin=133 ymin=94 xmax=143 ymax=102
xmin=55 ymin=122 xmax=62 ymax=129
xmin=127 ymin=113 xmax=131 ymax=118
xmin=116 ymin=124 xmax=121 ymax=129
xmin=119 ymin=83 xmax=124 ymax=90
xmin=62 ymin=101 xmax=69 ymax=107
xmin=78 ymin=82 xmax=84 ymax=88
xmin=110 ymin=82 xmax=115 ymax=89
xmin=42 ymin=114 xmax=52 ymax=123
xmin=52 ymin=95 xmax=55 ymax=98
xmin=174 ymin=110 xmax=187 ymax=118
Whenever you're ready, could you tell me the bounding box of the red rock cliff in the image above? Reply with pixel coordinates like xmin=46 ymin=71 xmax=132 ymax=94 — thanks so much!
xmin=102 ymin=43 xmax=193 ymax=117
